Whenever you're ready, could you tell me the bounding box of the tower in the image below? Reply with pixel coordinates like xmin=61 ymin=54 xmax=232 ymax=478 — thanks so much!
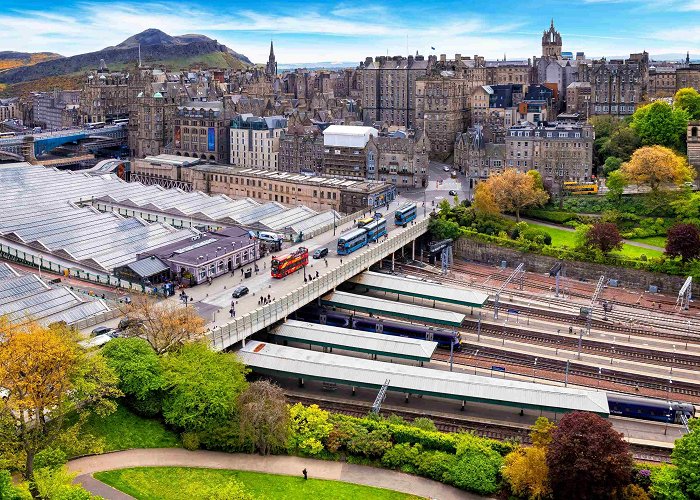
xmin=542 ymin=19 xmax=562 ymax=59
xmin=266 ymin=41 xmax=278 ymax=77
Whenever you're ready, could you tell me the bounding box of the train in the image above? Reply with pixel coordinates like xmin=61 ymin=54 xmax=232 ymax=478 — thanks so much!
xmin=295 ymin=305 xmax=461 ymax=350
xmin=606 ymin=393 xmax=695 ymax=424
xmin=395 ymin=203 xmax=417 ymax=227
xmin=336 ymin=217 xmax=387 ymax=255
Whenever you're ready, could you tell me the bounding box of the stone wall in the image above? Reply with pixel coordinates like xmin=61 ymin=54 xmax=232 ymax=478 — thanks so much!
xmin=453 ymin=237 xmax=696 ymax=296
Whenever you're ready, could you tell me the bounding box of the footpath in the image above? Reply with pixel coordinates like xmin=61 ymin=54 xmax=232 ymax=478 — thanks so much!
xmin=68 ymin=448 xmax=483 ymax=500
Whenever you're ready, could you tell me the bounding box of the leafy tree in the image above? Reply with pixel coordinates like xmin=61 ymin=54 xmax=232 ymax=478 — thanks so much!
xmin=606 ymin=170 xmax=628 ymax=201
xmin=574 ymin=223 xmax=593 ymax=250
xmin=428 ymin=217 xmax=462 ymax=241
xmin=604 ymin=156 xmax=623 ymax=175
xmin=546 ymin=411 xmax=634 ymax=500
xmin=665 ymin=223 xmax=700 ymax=263
xmin=160 ymin=342 xmax=248 ymax=433
xmin=287 ymin=403 xmax=333 ymax=456
xmin=621 ymin=145 xmax=694 ymax=194
xmin=602 ymin=126 xmax=641 ymax=163
xmin=670 ymin=192 xmax=700 ymax=225
xmin=631 ymin=101 xmax=689 ymax=151
xmin=102 ymin=337 xmax=164 ymax=416
xmin=477 ymin=168 xmax=549 ymax=221
xmin=473 ymin=182 xmax=501 ymax=215
xmin=120 ymin=295 xmax=206 ymax=354
xmin=0 ymin=470 xmax=31 ymax=500
xmin=0 ymin=319 xmax=120 ymax=479
xmin=530 ymin=417 xmax=556 ymax=448
xmin=527 ymin=169 xmax=545 ymax=191
xmin=446 ymin=434 xmax=503 ymax=495
xmin=503 ymin=447 xmax=551 ymax=500
xmin=649 ymin=466 xmax=686 ymax=500
xmin=586 ymin=222 xmax=624 ymax=255
xmin=674 ymin=87 xmax=700 ymax=120
xmin=238 ymin=380 xmax=290 ymax=455
xmin=32 ymin=466 xmax=97 ymax=500
xmin=671 ymin=418 xmax=700 ymax=498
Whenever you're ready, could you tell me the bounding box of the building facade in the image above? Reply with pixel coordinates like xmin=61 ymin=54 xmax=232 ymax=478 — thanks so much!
xmin=676 ymin=64 xmax=700 ymax=92
xmin=579 ymin=53 xmax=649 ymax=116
xmin=278 ymin=120 xmax=324 ymax=175
xmin=130 ymin=154 xmax=198 ymax=191
xmin=80 ymin=63 xmax=129 ymax=124
xmin=0 ymin=98 xmax=21 ymax=123
xmin=374 ymin=130 xmax=430 ymax=188
xmin=229 ymin=114 xmax=287 ymax=169
xmin=171 ymin=101 xmax=230 ymax=163
xmin=454 ymin=126 xmax=506 ymax=188
xmin=32 ymin=91 xmax=81 ymax=130
xmin=688 ymin=122 xmax=700 ymax=180
xmin=322 ymin=125 xmax=379 ymax=179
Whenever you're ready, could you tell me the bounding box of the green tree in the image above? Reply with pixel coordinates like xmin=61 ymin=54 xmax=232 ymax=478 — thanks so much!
xmin=671 ymin=192 xmax=700 ymax=225
xmin=446 ymin=434 xmax=503 ymax=495
xmin=102 ymin=337 xmax=164 ymax=416
xmin=32 ymin=466 xmax=97 ymax=500
xmin=0 ymin=470 xmax=31 ymax=500
xmin=649 ymin=466 xmax=686 ymax=500
xmin=429 ymin=217 xmax=462 ymax=241
xmin=672 ymin=418 xmax=700 ymax=498
xmin=606 ymin=170 xmax=628 ymax=201
xmin=601 ymin=126 xmax=641 ymax=162
xmin=631 ymin=101 xmax=689 ymax=151
xmin=527 ymin=169 xmax=545 ymax=191
xmin=604 ymin=156 xmax=623 ymax=175
xmin=674 ymin=87 xmax=700 ymax=120
xmin=160 ymin=342 xmax=248 ymax=433
xmin=238 ymin=380 xmax=290 ymax=455
xmin=287 ymin=403 xmax=333 ymax=456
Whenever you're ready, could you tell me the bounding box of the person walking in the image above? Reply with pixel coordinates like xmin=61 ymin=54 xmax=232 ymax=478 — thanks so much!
xmin=229 ymin=307 xmax=235 ymax=318
xmin=267 ymin=294 xmax=271 ymax=302
xmin=302 ymin=468 xmax=308 ymax=480
xmin=315 ymin=271 xmax=319 ymax=278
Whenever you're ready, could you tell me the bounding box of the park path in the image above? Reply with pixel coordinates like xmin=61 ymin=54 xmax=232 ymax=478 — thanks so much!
xmin=68 ymin=448 xmax=484 ymax=500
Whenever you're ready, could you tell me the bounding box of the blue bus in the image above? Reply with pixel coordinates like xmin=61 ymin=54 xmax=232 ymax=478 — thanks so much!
xmin=364 ymin=218 xmax=387 ymax=242
xmin=337 ymin=228 xmax=369 ymax=255
xmin=395 ymin=203 xmax=417 ymax=226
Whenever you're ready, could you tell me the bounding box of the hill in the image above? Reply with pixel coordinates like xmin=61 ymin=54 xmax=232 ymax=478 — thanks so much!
xmin=0 ymin=29 xmax=251 ymax=85
xmin=0 ymin=51 xmax=63 ymax=71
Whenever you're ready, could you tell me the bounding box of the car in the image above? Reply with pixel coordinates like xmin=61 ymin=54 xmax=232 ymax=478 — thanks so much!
xmin=448 ymin=190 xmax=457 ymax=196
xmin=313 ymin=247 xmax=328 ymax=259
xmin=91 ymin=326 xmax=114 ymax=337
xmin=232 ymin=285 xmax=249 ymax=298
xmin=443 ymin=166 xmax=450 ymax=172
xmin=117 ymin=318 xmax=143 ymax=332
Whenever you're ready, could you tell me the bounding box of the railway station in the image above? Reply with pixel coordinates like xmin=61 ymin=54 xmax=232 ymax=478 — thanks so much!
xmin=270 ymin=319 xmax=438 ymax=363
xmin=320 ymin=290 xmax=465 ymax=327
xmin=240 ymin=340 xmax=611 ymax=416
xmin=346 ymin=270 xmax=489 ymax=310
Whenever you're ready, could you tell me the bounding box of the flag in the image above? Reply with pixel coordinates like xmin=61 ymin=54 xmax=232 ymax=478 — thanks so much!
xmin=431 ymin=46 xmax=435 ymax=50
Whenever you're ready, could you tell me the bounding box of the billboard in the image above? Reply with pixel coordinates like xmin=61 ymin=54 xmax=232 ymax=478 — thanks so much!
xmin=174 ymin=126 xmax=181 ymax=148
xmin=207 ymin=127 xmax=215 ymax=152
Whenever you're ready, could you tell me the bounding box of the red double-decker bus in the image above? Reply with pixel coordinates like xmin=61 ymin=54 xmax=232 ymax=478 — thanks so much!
xmin=270 ymin=247 xmax=308 ymax=279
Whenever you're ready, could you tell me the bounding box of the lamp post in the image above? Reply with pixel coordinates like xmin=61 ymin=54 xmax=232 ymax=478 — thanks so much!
xmin=671 ymin=345 xmax=676 ymax=374
xmin=533 ymin=358 xmax=537 ymax=382
xmin=597 ymin=367 xmax=602 ymax=390
xmin=474 ymin=349 xmax=479 ymax=375
xmin=502 ymin=319 xmax=507 ymax=346
xmin=668 ymin=379 xmax=673 ymax=402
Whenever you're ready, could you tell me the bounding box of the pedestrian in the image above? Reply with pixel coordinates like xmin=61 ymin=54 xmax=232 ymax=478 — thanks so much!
xmin=302 ymin=468 xmax=307 ymax=480
xmin=304 ymin=276 xmax=308 ymax=283
xmin=229 ymin=307 xmax=235 ymax=317
xmin=315 ymin=271 xmax=319 ymax=278
xmin=340 ymin=258 xmax=343 ymax=264
xmin=324 ymin=258 xmax=328 ymax=267
xmin=568 ymin=326 xmax=573 ymax=335
xmin=264 ymin=262 xmax=266 ymax=270
xmin=267 ymin=294 xmax=270 ymax=302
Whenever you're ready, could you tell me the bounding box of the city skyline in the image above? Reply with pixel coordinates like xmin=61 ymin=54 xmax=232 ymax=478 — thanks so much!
xmin=1 ymin=0 xmax=699 ymax=64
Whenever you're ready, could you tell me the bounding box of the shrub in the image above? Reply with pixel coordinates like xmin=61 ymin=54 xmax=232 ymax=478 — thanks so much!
xmin=326 ymin=417 xmax=365 ymax=453
xmin=181 ymin=431 xmax=200 ymax=451
xmin=445 ymin=450 xmax=502 ymax=495
xmin=197 ymin=421 xmax=246 ymax=453
xmin=33 ymin=447 xmax=67 ymax=472
xmin=381 ymin=443 xmax=422 ymax=472
xmin=287 ymin=404 xmax=332 ymax=456
xmin=390 ymin=425 xmax=457 ymax=453
xmin=347 ymin=427 xmax=393 ymax=459
xmin=649 ymin=465 xmax=685 ymax=500
xmin=522 ymin=208 xmax=580 ymax=224
xmin=522 ymin=227 xmax=552 ymax=246
xmin=415 ymin=450 xmax=457 ymax=482
xmin=411 ymin=417 xmax=437 ymax=432
xmin=0 ymin=470 xmax=31 ymax=500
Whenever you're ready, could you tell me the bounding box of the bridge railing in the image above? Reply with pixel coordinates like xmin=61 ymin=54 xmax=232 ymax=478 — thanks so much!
xmin=208 ymin=217 xmax=429 ymax=350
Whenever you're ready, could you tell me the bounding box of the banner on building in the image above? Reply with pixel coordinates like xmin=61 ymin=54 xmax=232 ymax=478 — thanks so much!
xmin=174 ymin=126 xmax=181 ymax=148
xmin=207 ymin=127 xmax=215 ymax=152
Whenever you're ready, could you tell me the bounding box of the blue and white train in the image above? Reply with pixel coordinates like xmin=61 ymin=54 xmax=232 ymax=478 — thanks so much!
xmin=395 ymin=203 xmax=417 ymax=227
xmin=337 ymin=218 xmax=387 ymax=255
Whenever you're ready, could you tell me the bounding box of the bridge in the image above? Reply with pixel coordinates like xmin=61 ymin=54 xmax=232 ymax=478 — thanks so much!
xmin=0 ymin=125 xmax=127 ymax=161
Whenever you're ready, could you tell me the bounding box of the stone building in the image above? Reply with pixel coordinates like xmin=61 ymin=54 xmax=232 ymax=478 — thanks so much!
xmin=454 ymin=125 xmax=506 ymax=189
xmin=171 ymin=101 xmax=230 ymax=163
xmin=229 ymin=114 xmax=287 ymax=169
xmin=565 ymin=82 xmax=591 ymax=116
xmin=505 ymin=121 xmax=594 ymax=182
xmin=649 ymin=66 xmax=677 ymax=98
xmin=30 ymin=91 xmax=81 ymax=130
xmin=688 ymin=122 xmax=700 ymax=180
xmin=414 ymin=74 xmax=469 ymax=159
xmin=0 ymin=97 xmax=21 ymax=123
xmin=578 ymin=52 xmax=649 ymax=117
xmin=322 ymin=125 xmax=379 ymax=179
xmin=278 ymin=117 xmax=324 ymax=175
xmin=358 ymin=55 xmax=435 ymax=128
xmin=374 ymin=129 xmax=430 ymax=188
xmin=485 ymin=60 xmax=532 ymax=86
xmin=130 ymin=154 xmax=198 ymax=191
xmin=676 ymin=63 xmax=700 ymax=92
xmin=80 ymin=61 xmax=129 ymax=124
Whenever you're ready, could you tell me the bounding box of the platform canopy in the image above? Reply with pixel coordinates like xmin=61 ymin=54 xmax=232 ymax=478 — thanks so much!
xmin=273 ymin=319 xmax=438 ymax=362
xmin=239 ymin=341 xmax=610 ymax=415
xmin=321 ymin=290 xmax=465 ymax=327
xmin=347 ymin=271 xmax=488 ymax=308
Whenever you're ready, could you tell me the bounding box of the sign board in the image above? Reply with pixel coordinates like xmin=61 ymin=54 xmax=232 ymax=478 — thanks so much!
xmin=491 ymin=366 xmax=506 ymax=372
xmin=507 ymin=308 xmax=519 ymax=315
xmin=207 ymin=127 xmax=216 ymax=152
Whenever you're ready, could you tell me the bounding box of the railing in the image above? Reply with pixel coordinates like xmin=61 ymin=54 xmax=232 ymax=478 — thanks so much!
xmin=301 ymin=207 xmax=368 ymax=240
xmin=71 ymin=308 xmax=123 ymax=331
xmin=208 ymin=217 xmax=429 ymax=350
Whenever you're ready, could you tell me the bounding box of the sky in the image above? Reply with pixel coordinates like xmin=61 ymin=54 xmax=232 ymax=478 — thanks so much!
xmin=0 ymin=0 xmax=698 ymax=64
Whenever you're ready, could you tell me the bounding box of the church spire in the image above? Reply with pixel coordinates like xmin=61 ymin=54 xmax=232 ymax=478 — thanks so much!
xmin=270 ymin=40 xmax=275 ymax=58
xmin=266 ymin=40 xmax=277 ymax=77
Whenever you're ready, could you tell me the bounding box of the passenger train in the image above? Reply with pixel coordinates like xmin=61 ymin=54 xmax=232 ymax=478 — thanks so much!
xmin=336 ymin=217 xmax=387 ymax=255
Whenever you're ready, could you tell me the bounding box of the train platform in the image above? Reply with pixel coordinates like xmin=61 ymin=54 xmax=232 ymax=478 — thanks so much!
xmin=271 ymin=319 xmax=437 ymax=363
xmin=240 ymin=340 xmax=610 ymax=415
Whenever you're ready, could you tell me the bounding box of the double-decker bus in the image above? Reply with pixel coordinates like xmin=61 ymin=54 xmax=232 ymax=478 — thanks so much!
xmin=337 ymin=228 xmax=369 ymax=255
xmin=356 ymin=216 xmax=375 ymax=227
xmin=364 ymin=217 xmax=387 ymax=242
xmin=563 ymin=182 xmax=598 ymax=195
xmin=394 ymin=203 xmax=417 ymax=226
xmin=270 ymin=247 xmax=308 ymax=278
xmin=84 ymin=121 xmax=106 ymax=130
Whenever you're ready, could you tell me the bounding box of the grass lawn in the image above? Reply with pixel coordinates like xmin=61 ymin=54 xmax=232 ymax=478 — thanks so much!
xmin=94 ymin=467 xmax=424 ymax=500
xmin=526 ymin=222 xmax=664 ymax=259
xmin=628 ymin=236 xmax=667 ymax=249
xmin=80 ymin=402 xmax=180 ymax=452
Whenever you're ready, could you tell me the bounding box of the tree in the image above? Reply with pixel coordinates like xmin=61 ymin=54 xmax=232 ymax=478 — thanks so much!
xmin=585 ymin=222 xmax=624 ymax=255
xmin=671 ymin=192 xmax=700 ymax=225
xmin=649 ymin=466 xmax=686 ymax=500
xmin=120 ymin=295 xmax=206 ymax=354
xmin=604 ymin=156 xmax=623 ymax=175
xmin=503 ymin=447 xmax=551 ymax=500
xmin=160 ymin=342 xmax=248 ymax=433
xmin=671 ymin=418 xmax=700 ymax=498
xmin=238 ymin=380 xmax=290 ymax=455
xmin=32 ymin=466 xmax=97 ymax=500
xmin=477 ymin=168 xmax=549 ymax=221
xmin=0 ymin=470 xmax=31 ymax=500
xmin=102 ymin=337 xmax=164 ymax=416
xmin=428 ymin=217 xmax=462 ymax=241
xmin=674 ymin=87 xmax=700 ymax=120
xmin=621 ymin=145 xmax=694 ymax=194
xmin=530 ymin=416 xmax=556 ymax=448
xmin=287 ymin=403 xmax=333 ymax=456
xmin=546 ymin=411 xmax=634 ymax=500
xmin=631 ymin=101 xmax=689 ymax=151
xmin=606 ymin=170 xmax=628 ymax=201
xmin=527 ymin=169 xmax=545 ymax=191
xmin=0 ymin=319 xmax=120 ymax=479
xmin=665 ymin=223 xmax=700 ymax=263
xmin=601 ymin=126 xmax=641 ymax=163
xmin=473 ymin=182 xmax=501 ymax=215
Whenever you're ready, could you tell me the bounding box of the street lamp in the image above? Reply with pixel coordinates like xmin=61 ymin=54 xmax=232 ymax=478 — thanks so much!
xmin=668 ymin=379 xmax=673 ymax=402
xmin=502 ymin=319 xmax=507 ymax=346
xmin=474 ymin=349 xmax=479 ymax=375
xmin=533 ymin=358 xmax=537 ymax=382
xmin=597 ymin=367 xmax=602 ymax=390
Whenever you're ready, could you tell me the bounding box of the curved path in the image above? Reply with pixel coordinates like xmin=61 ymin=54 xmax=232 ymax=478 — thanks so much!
xmin=68 ymin=448 xmax=484 ymax=500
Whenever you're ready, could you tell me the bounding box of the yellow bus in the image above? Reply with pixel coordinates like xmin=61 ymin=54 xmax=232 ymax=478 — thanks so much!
xmin=356 ymin=217 xmax=375 ymax=227
xmin=563 ymin=182 xmax=598 ymax=195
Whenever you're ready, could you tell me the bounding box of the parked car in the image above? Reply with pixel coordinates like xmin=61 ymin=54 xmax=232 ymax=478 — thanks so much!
xmin=91 ymin=326 xmax=114 ymax=337
xmin=443 ymin=166 xmax=450 ymax=172
xmin=313 ymin=247 xmax=329 ymax=259
xmin=232 ymin=285 xmax=249 ymax=298
xmin=448 ymin=190 xmax=457 ymax=196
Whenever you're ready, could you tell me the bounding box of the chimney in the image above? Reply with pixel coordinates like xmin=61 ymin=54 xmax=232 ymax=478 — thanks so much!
xmin=455 ymin=54 xmax=462 ymax=62
xmin=440 ymin=54 xmax=446 ymax=63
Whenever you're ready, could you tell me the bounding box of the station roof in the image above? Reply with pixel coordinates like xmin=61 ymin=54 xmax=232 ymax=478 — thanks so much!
xmin=273 ymin=319 xmax=437 ymax=362
xmin=348 ymin=271 xmax=489 ymax=308
xmin=321 ymin=291 xmax=466 ymax=327
xmin=240 ymin=341 xmax=610 ymax=415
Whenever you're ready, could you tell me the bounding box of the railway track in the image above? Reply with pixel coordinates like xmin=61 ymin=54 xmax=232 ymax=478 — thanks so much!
xmin=285 ymin=393 xmax=672 ymax=463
